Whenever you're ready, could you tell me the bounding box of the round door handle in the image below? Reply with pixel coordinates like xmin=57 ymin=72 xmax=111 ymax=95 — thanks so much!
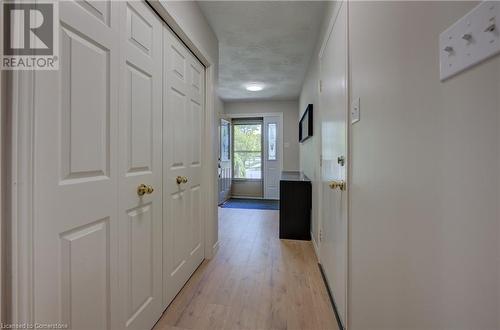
xmin=176 ymin=176 xmax=189 ymax=184
xmin=146 ymin=185 xmax=154 ymax=194
xmin=137 ymin=184 xmax=148 ymax=196
xmin=137 ymin=184 xmax=154 ymax=196
xmin=329 ymin=180 xmax=346 ymax=191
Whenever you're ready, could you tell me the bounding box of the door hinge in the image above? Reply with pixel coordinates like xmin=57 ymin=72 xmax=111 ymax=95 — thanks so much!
xmin=337 ymin=155 xmax=345 ymax=166
xmin=319 ymin=80 xmax=322 ymax=93
xmin=319 ymin=229 xmax=323 ymax=242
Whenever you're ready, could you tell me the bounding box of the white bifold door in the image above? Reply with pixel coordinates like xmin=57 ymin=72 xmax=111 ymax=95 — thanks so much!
xmin=33 ymin=2 xmax=122 ymax=329
xmin=31 ymin=1 xmax=205 ymax=329
xmin=117 ymin=2 xmax=164 ymax=330
xmin=163 ymin=26 xmax=206 ymax=306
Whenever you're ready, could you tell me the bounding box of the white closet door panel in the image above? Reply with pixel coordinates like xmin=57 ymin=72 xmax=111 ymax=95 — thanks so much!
xmin=118 ymin=2 xmax=163 ymax=330
xmin=60 ymin=219 xmax=110 ymax=329
xmin=33 ymin=1 xmax=120 ymax=329
xmin=59 ymin=24 xmax=110 ymax=181
xmin=189 ymin=185 xmax=202 ymax=256
xmin=127 ymin=64 xmax=153 ymax=173
xmin=76 ymin=0 xmax=110 ymax=25
xmin=186 ymin=60 xmax=204 ymax=263
xmin=163 ymin=26 xmax=205 ymax=307
xmin=165 ymin=35 xmax=189 ymax=172
xmin=190 ymin=100 xmax=202 ymax=168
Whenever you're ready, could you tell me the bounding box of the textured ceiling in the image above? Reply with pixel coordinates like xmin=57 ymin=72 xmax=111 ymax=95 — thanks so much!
xmin=198 ymin=1 xmax=325 ymax=101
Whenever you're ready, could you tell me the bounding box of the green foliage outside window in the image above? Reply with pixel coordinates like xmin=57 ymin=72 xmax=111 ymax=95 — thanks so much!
xmin=233 ymin=124 xmax=262 ymax=179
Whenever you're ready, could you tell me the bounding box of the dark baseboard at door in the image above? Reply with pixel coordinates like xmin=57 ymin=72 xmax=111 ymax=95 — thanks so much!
xmin=318 ymin=263 xmax=345 ymax=330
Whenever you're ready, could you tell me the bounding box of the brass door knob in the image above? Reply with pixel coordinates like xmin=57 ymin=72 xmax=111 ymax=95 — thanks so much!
xmin=176 ymin=176 xmax=183 ymax=185
xmin=138 ymin=184 xmax=154 ymax=196
xmin=329 ymin=180 xmax=346 ymax=191
xmin=137 ymin=184 xmax=148 ymax=196
xmin=146 ymin=185 xmax=154 ymax=194
xmin=182 ymin=176 xmax=188 ymax=184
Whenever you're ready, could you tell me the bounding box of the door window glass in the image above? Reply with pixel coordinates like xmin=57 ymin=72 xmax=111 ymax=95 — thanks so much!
xmin=221 ymin=121 xmax=230 ymax=161
xmin=268 ymin=123 xmax=277 ymax=161
xmin=233 ymin=124 xmax=262 ymax=179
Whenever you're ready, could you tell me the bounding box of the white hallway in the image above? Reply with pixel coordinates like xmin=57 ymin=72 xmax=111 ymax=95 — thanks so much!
xmin=1 ymin=1 xmax=500 ymax=330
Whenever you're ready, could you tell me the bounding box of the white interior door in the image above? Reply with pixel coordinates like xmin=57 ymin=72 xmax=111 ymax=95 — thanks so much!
xmin=163 ymin=26 xmax=206 ymax=307
xmin=117 ymin=2 xmax=163 ymax=329
xmin=218 ymin=118 xmax=231 ymax=204
xmin=319 ymin=2 xmax=348 ymax=327
xmin=33 ymin=2 xmax=120 ymax=328
xmin=264 ymin=115 xmax=283 ymax=200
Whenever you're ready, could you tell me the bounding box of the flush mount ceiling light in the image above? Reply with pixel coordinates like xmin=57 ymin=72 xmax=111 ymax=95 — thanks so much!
xmin=245 ymin=84 xmax=264 ymax=92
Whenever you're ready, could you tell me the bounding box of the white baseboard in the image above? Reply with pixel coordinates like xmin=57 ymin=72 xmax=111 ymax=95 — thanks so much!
xmin=210 ymin=240 xmax=220 ymax=259
xmin=311 ymin=232 xmax=320 ymax=261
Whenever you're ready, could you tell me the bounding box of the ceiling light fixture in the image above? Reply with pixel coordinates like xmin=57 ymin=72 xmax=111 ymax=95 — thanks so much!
xmin=245 ymin=84 xmax=264 ymax=92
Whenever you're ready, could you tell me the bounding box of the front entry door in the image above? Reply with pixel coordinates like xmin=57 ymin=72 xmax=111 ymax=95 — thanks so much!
xmin=163 ymin=26 xmax=206 ymax=306
xmin=319 ymin=2 xmax=348 ymax=327
xmin=264 ymin=115 xmax=282 ymax=200
xmin=219 ymin=118 xmax=231 ymax=204
xmin=117 ymin=2 xmax=163 ymax=329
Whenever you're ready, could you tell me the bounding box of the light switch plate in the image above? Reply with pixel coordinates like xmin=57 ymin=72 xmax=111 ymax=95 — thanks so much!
xmin=440 ymin=1 xmax=500 ymax=81
xmin=351 ymin=97 xmax=360 ymax=124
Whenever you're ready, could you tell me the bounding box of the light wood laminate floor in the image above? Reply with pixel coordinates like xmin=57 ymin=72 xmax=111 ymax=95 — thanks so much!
xmin=153 ymin=208 xmax=339 ymax=330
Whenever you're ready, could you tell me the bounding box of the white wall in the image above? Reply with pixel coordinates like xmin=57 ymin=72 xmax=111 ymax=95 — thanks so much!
xmin=299 ymin=2 xmax=339 ymax=246
xmin=225 ymin=101 xmax=300 ymax=171
xmin=215 ymin=95 xmax=224 ymax=117
xmin=347 ymin=2 xmax=499 ymax=329
xmin=159 ymin=1 xmax=219 ymax=79
xmin=299 ymin=1 xmax=500 ymax=328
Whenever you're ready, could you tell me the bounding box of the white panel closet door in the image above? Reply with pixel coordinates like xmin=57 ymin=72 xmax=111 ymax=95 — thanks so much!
xmin=117 ymin=2 xmax=164 ymax=329
xmin=33 ymin=1 xmax=120 ymax=329
xmin=163 ymin=26 xmax=205 ymax=307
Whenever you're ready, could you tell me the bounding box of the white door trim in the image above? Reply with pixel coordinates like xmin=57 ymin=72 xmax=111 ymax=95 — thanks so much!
xmin=263 ymin=115 xmax=283 ymax=200
xmin=0 ymin=68 xmax=6 ymax=324
xmin=226 ymin=112 xmax=284 ymax=200
xmin=227 ymin=112 xmax=284 ymax=119
xmin=9 ymin=69 xmax=36 ymax=325
xmin=8 ymin=1 xmax=218 ymax=324
xmin=316 ymin=3 xmax=344 ymax=264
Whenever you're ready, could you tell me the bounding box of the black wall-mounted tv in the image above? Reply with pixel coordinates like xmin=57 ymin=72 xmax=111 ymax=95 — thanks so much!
xmin=299 ymin=104 xmax=313 ymax=143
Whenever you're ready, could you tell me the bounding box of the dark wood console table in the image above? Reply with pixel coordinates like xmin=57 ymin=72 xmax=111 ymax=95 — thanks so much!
xmin=279 ymin=171 xmax=312 ymax=240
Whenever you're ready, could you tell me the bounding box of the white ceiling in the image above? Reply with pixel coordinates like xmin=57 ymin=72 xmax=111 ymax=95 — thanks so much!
xmin=198 ymin=1 xmax=326 ymax=101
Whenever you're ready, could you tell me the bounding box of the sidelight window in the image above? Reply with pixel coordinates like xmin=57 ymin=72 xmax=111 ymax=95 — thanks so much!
xmin=268 ymin=123 xmax=277 ymax=161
